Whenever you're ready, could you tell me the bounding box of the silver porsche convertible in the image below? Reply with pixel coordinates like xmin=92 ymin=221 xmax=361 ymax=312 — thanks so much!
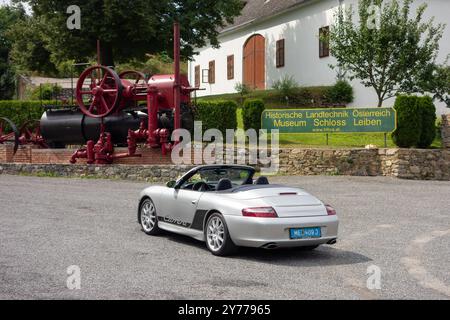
xmin=137 ymin=165 xmax=338 ymax=256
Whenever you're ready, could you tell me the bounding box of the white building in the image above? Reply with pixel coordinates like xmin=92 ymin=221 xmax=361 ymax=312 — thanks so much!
xmin=188 ymin=0 xmax=450 ymax=114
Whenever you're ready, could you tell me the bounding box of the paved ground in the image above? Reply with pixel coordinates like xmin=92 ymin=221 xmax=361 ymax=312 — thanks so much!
xmin=0 ymin=174 xmax=449 ymax=300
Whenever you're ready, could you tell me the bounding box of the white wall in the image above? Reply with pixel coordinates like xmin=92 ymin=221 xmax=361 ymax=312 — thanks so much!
xmin=188 ymin=0 xmax=450 ymax=114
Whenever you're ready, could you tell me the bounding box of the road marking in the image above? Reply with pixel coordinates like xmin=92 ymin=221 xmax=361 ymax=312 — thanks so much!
xmin=401 ymin=229 xmax=450 ymax=298
xmin=375 ymin=224 xmax=394 ymax=229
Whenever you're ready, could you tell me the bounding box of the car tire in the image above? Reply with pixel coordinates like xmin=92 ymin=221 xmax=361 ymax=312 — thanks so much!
xmin=205 ymin=213 xmax=237 ymax=256
xmin=139 ymin=198 xmax=161 ymax=235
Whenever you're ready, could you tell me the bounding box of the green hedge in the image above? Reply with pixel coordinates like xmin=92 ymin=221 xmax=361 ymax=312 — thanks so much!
xmin=198 ymin=86 xmax=336 ymax=108
xmin=0 ymin=101 xmax=47 ymax=130
xmin=417 ymin=96 xmax=436 ymax=148
xmin=242 ymin=99 xmax=265 ymax=131
xmin=194 ymin=100 xmax=238 ymax=134
xmin=392 ymin=95 xmax=436 ymax=148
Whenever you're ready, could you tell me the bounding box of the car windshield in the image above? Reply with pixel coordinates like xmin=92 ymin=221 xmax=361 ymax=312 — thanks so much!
xmin=181 ymin=167 xmax=253 ymax=190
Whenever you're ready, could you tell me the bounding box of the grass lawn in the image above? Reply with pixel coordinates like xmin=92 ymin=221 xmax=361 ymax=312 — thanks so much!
xmin=236 ymin=108 xmax=442 ymax=149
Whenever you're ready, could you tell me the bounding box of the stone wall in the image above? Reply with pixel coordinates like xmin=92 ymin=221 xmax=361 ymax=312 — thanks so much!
xmin=1 ymin=145 xmax=449 ymax=181
xmin=278 ymin=148 xmax=449 ymax=180
xmin=0 ymin=163 xmax=193 ymax=182
xmin=442 ymin=114 xmax=450 ymax=150
xmin=278 ymin=148 xmax=379 ymax=176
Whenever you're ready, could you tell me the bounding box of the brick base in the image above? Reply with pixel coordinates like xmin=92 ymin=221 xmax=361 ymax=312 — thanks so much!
xmin=0 ymin=144 xmax=176 ymax=165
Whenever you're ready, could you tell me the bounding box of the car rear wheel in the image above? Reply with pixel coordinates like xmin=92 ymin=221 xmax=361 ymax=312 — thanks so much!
xmin=205 ymin=213 xmax=236 ymax=256
xmin=139 ymin=198 xmax=161 ymax=235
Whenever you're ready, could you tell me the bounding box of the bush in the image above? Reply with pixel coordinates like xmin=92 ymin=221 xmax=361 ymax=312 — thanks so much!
xmin=234 ymin=82 xmax=251 ymax=107
xmin=271 ymin=75 xmax=299 ymax=102
xmin=198 ymin=85 xmax=346 ymax=108
xmin=0 ymin=100 xmax=46 ymax=130
xmin=234 ymin=82 xmax=251 ymax=97
xmin=194 ymin=100 xmax=237 ymax=135
xmin=392 ymin=95 xmax=422 ymax=147
xmin=417 ymin=96 xmax=436 ymax=148
xmin=392 ymin=95 xmax=436 ymax=148
xmin=31 ymin=84 xmax=62 ymax=100
xmin=242 ymin=99 xmax=265 ymax=131
xmin=325 ymin=80 xmax=354 ymax=105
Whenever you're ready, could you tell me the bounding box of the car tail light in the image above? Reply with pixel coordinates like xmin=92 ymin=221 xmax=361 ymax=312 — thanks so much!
xmin=242 ymin=207 xmax=278 ymax=218
xmin=325 ymin=204 xmax=336 ymax=215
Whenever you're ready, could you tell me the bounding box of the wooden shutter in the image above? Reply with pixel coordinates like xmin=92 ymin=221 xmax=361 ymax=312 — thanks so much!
xmin=227 ymin=55 xmax=234 ymax=80
xmin=208 ymin=60 xmax=215 ymax=84
xmin=195 ymin=65 xmax=200 ymax=87
xmin=319 ymin=26 xmax=330 ymax=58
xmin=276 ymin=39 xmax=285 ymax=68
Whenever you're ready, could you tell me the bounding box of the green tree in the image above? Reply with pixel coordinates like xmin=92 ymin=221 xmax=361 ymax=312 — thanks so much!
xmin=0 ymin=4 xmax=26 ymax=99
xmin=420 ymin=61 xmax=450 ymax=108
xmin=13 ymin=0 xmax=244 ymax=68
xmin=329 ymin=0 xmax=445 ymax=107
xmin=7 ymin=15 xmax=58 ymax=76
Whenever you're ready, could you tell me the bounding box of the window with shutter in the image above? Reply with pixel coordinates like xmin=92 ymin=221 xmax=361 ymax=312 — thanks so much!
xmin=195 ymin=65 xmax=200 ymax=87
xmin=319 ymin=26 xmax=330 ymax=58
xmin=208 ymin=60 xmax=215 ymax=84
xmin=227 ymin=55 xmax=234 ymax=80
xmin=276 ymin=39 xmax=285 ymax=68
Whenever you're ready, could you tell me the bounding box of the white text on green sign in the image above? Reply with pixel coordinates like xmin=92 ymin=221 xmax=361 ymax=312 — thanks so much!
xmin=261 ymin=108 xmax=396 ymax=133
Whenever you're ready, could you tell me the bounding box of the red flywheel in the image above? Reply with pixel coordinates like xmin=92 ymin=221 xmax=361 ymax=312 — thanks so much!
xmin=76 ymin=65 xmax=123 ymax=118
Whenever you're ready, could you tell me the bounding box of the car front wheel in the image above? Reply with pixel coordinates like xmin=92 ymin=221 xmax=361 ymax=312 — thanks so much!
xmin=205 ymin=213 xmax=236 ymax=256
xmin=139 ymin=198 xmax=161 ymax=235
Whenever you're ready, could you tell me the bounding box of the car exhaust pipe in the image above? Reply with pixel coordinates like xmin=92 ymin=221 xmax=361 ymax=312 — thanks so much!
xmin=327 ymin=238 xmax=337 ymax=245
xmin=262 ymin=242 xmax=279 ymax=249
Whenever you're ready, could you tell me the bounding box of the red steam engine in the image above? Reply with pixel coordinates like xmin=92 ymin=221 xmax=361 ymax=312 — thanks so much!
xmin=0 ymin=23 xmax=198 ymax=164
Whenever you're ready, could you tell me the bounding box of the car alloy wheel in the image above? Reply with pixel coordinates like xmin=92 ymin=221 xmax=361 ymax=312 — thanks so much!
xmin=140 ymin=199 xmax=158 ymax=234
xmin=206 ymin=216 xmax=225 ymax=252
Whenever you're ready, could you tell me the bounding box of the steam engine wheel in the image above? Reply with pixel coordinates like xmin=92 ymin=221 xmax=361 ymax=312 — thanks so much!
xmin=76 ymin=65 xmax=123 ymax=118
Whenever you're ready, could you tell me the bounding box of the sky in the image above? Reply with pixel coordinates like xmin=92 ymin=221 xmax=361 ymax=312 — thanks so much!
xmin=0 ymin=0 xmax=31 ymax=12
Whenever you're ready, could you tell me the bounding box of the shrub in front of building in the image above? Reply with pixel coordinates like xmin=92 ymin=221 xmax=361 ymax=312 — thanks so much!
xmin=392 ymin=95 xmax=436 ymax=148
xmin=325 ymin=80 xmax=354 ymax=105
xmin=242 ymin=99 xmax=265 ymax=131
xmin=194 ymin=100 xmax=238 ymax=134
xmin=198 ymin=85 xmax=353 ymax=108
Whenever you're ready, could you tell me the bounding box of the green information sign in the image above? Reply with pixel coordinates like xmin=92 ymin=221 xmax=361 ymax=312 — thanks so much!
xmin=261 ymin=108 xmax=396 ymax=133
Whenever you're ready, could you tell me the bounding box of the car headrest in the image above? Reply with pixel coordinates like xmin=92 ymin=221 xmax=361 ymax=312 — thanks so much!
xmin=243 ymin=176 xmax=253 ymax=185
xmin=216 ymin=178 xmax=233 ymax=191
xmin=255 ymin=176 xmax=269 ymax=185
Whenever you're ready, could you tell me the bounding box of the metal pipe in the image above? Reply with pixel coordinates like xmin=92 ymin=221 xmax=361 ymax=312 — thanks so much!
xmin=97 ymin=39 xmax=101 ymax=65
xmin=173 ymin=22 xmax=181 ymax=142
xmin=147 ymin=88 xmax=159 ymax=147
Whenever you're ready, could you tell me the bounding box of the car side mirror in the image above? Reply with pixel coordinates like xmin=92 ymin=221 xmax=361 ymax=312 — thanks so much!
xmin=166 ymin=180 xmax=176 ymax=188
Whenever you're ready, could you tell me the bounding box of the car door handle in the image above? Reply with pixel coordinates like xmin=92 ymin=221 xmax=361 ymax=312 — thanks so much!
xmin=191 ymin=200 xmax=197 ymax=205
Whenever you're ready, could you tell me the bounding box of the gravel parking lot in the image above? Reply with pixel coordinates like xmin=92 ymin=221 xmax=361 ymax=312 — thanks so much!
xmin=0 ymin=174 xmax=449 ymax=299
